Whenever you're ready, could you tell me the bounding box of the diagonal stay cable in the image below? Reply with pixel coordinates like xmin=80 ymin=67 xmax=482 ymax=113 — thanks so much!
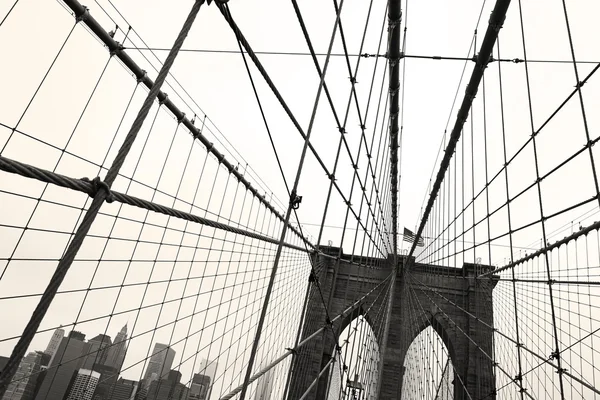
xmin=216 ymin=2 xmax=387 ymax=258
xmin=217 ymin=1 xmax=348 ymax=398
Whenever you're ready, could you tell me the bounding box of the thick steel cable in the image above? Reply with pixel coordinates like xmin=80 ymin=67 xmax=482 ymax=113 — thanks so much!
xmin=0 ymin=0 xmax=205 ymax=395
xmin=222 ymin=0 xmax=347 ymax=396
xmin=406 ymin=0 xmax=512 ymax=266
xmin=216 ymin=2 xmax=386 ymax=259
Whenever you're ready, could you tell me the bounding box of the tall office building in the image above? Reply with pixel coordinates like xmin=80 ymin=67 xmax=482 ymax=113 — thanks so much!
xmin=1 ymin=351 xmax=44 ymax=400
xmin=196 ymin=359 xmax=217 ymax=400
xmin=82 ymin=334 xmax=112 ymax=370
xmin=89 ymin=363 xmax=119 ymax=400
xmin=108 ymin=378 xmax=139 ymax=400
xmin=143 ymin=344 xmax=175 ymax=384
xmin=105 ymin=324 xmax=128 ymax=372
xmin=34 ymin=331 xmax=86 ymax=400
xmin=188 ymin=374 xmax=210 ymax=400
xmin=44 ymin=327 xmax=65 ymax=365
xmin=146 ymin=370 xmax=188 ymax=400
xmin=64 ymin=369 xmax=100 ymax=400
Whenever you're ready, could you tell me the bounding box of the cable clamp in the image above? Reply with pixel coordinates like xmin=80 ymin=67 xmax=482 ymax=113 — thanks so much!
xmin=512 ymin=58 xmax=524 ymax=63
xmin=290 ymin=190 xmax=302 ymax=210
xmin=550 ymin=351 xmax=560 ymax=360
xmin=285 ymin=347 xmax=297 ymax=355
xmin=159 ymin=93 xmax=168 ymax=105
xmin=177 ymin=112 xmax=186 ymax=125
xmin=76 ymin=6 xmax=90 ymax=23
xmin=513 ymin=373 xmax=522 ymax=382
xmin=109 ymin=43 xmax=124 ymax=57
xmin=82 ymin=177 xmax=114 ymax=203
xmin=308 ymin=271 xmax=319 ymax=284
xmin=137 ymin=70 xmax=147 ymax=84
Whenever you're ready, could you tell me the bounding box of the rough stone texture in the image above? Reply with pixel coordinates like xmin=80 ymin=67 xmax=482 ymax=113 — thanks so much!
xmin=288 ymin=248 xmax=498 ymax=400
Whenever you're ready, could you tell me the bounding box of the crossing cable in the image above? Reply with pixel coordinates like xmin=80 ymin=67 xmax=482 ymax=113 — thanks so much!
xmin=0 ymin=155 xmax=309 ymax=255
xmin=216 ymin=3 xmax=387 ymax=259
xmin=99 ymin=1 xmax=289 ymax=213
xmin=291 ymin=0 xmax=394 ymax=255
xmin=411 ymin=272 xmax=600 ymax=397
xmin=559 ymin=0 xmax=600 ymax=210
xmin=406 ymin=274 xmax=539 ymax=400
xmin=219 ymin=269 xmax=393 ymax=400
xmin=217 ymin=0 xmax=352 ymax=397
xmin=122 ymin=45 xmax=600 ymax=65
xmin=69 ymin=0 xmax=312 ymax=248
xmin=402 ymin=277 xmax=472 ymax=399
xmin=223 ymin=8 xmax=380 ymax=393
xmin=406 ymin=0 xmax=511 ymax=266
xmin=297 ymin=273 xmax=392 ymax=400
xmin=497 ymin=37 xmax=526 ymax=399
xmin=328 ymin=0 xmax=394 ymax=251
xmin=0 ymin=0 xmax=205 ymax=395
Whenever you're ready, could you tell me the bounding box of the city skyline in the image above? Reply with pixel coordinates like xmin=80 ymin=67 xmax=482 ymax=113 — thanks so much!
xmin=0 ymin=326 xmax=227 ymax=400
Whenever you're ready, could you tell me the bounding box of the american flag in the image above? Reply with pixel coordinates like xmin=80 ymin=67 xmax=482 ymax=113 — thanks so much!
xmin=403 ymin=227 xmax=424 ymax=247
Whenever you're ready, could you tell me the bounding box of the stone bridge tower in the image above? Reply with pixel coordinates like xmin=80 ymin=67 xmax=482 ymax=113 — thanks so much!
xmin=287 ymin=247 xmax=498 ymax=399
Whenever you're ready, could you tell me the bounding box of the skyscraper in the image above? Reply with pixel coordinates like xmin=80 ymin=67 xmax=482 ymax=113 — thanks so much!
xmin=82 ymin=334 xmax=112 ymax=370
xmin=108 ymin=378 xmax=139 ymax=400
xmin=64 ymin=369 xmax=100 ymax=400
xmin=188 ymin=374 xmax=210 ymax=400
xmin=143 ymin=344 xmax=175 ymax=385
xmin=1 ymin=351 xmax=44 ymax=400
xmin=196 ymin=359 xmax=217 ymax=400
xmin=146 ymin=370 xmax=188 ymax=400
xmin=105 ymin=324 xmax=128 ymax=372
xmin=34 ymin=331 xmax=86 ymax=400
xmin=44 ymin=327 xmax=65 ymax=366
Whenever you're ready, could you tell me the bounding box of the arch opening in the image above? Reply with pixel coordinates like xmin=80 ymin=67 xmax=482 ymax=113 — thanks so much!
xmin=326 ymin=316 xmax=380 ymax=400
xmin=402 ymin=325 xmax=455 ymax=399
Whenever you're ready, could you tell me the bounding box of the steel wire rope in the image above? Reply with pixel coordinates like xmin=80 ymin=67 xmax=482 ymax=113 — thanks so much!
xmin=98 ymin=0 xmax=291 ymax=216
xmin=406 ymin=0 xmax=519 ymax=267
xmin=226 ymin=11 xmax=338 ymax=364
xmin=64 ymin=0 xmax=312 ymax=248
xmin=217 ymin=1 xmax=355 ymax=397
xmin=4 ymin=51 xmax=119 ymax=399
xmin=409 ymin=272 xmax=600 ymax=397
xmin=322 ymin=0 xmax=395 ymax=254
xmin=406 ymin=273 xmax=535 ymax=400
xmin=216 ymin=3 xmax=388 ymax=259
xmin=0 ymin=0 xmax=205 ymax=394
xmin=403 ymin=277 xmax=471 ymax=399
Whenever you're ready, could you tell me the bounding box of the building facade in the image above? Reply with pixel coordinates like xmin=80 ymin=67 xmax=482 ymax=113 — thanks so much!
xmin=44 ymin=327 xmax=65 ymax=366
xmin=65 ymin=369 xmax=100 ymax=400
xmin=108 ymin=378 xmax=139 ymax=400
xmin=105 ymin=324 xmax=128 ymax=372
xmin=82 ymin=334 xmax=112 ymax=370
xmin=1 ymin=351 xmax=44 ymax=400
xmin=143 ymin=344 xmax=175 ymax=385
xmin=188 ymin=374 xmax=210 ymax=400
xmin=34 ymin=331 xmax=86 ymax=400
